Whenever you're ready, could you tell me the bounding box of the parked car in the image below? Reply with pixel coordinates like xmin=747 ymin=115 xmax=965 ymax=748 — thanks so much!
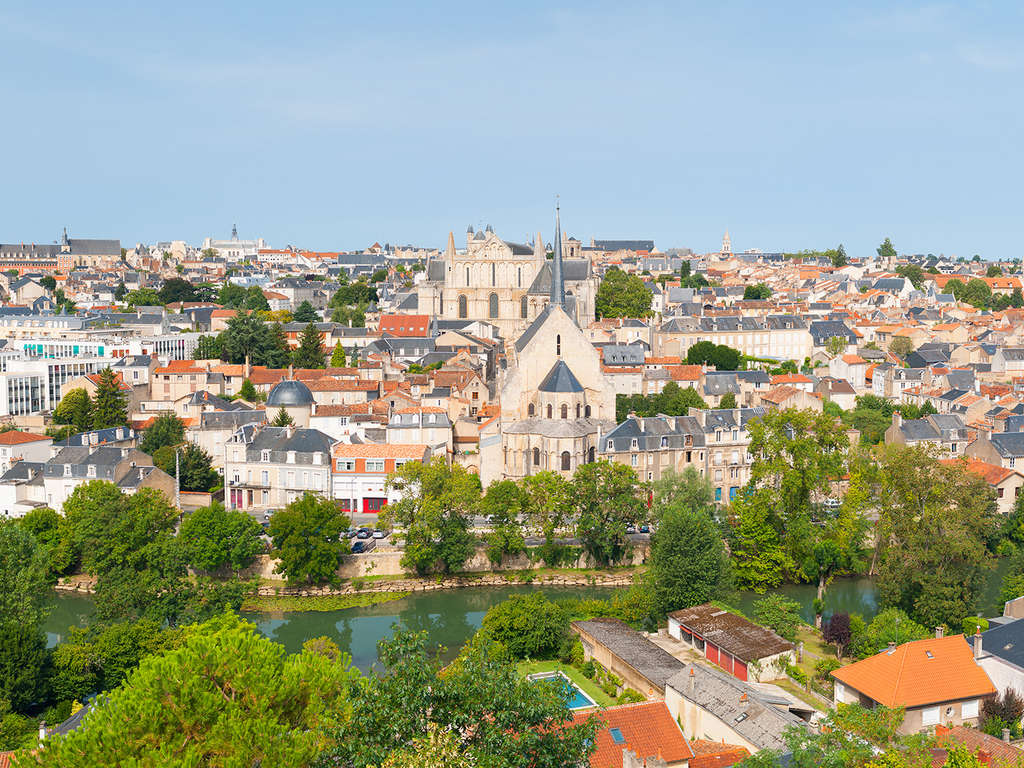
xmin=639 ymin=524 xmax=650 ymax=534
xmin=351 ymin=541 xmax=367 ymax=554
xmin=625 ymin=525 xmax=637 ymax=534
xmin=344 ymin=528 xmax=358 ymax=538
xmin=356 ymin=528 xmax=372 ymax=539
xmin=372 ymin=529 xmax=388 ymax=539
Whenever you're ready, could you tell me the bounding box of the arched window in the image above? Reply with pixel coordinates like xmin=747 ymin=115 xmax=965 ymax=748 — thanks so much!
xmin=576 ymin=403 xmax=581 ymax=418
xmin=585 ymin=405 xmax=591 ymax=418
xmin=588 ymin=446 xmax=595 ymax=463
xmin=561 ymin=404 xmax=568 ymax=419
xmin=521 ymin=295 xmax=528 ymax=318
xmin=556 ymin=334 xmax=561 ymax=356
xmin=491 ymin=263 xmax=496 ymax=286
xmin=561 ymin=451 xmax=571 ymax=471
xmin=465 ymin=267 xmax=470 ymax=285
xmin=518 ymin=267 xmax=522 ymax=287
xmin=528 ymin=403 xmax=535 ymax=417
xmin=489 ymin=293 xmax=499 ymax=318
xmin=458 ymin=295 xmax=467 ymax=319
xmin=533 ymin=447 xmax=540 ymax=466
xmin=546 ymin=404 xmax=553 ymax=418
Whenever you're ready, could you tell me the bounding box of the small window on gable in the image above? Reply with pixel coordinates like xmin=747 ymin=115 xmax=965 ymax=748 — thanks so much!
xmin=287 ymin=451 xmax=296 ymax=464
xmin=261 ymin=449 xmax=271 ymax=462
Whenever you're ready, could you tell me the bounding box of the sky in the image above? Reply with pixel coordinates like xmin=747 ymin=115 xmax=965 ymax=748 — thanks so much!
xmin=1 ymin=1 xmax=1022 ymax=259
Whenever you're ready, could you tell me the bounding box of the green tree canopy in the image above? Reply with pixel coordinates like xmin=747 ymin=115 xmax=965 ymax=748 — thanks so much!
xmin=52 ymin=388 xmax=93 ymax=433
xmin=124 ymin=287 xmax=162 ymax=307
xmin=238 ymin=377 xmax=258 ymax=401
xmin=616 ymin=380 xmax=707 ymax=421
xmin=743 ymin=283 xmax=771 ymax=300
xmin=158 ymin=277 xmax=197 ymax=304
xmin=595 ymin=268 xmax=653 ymax=319
xmin=293 ymin=300 xmax=319 ymax=323
xmin=192 ymin=334 xmax=223 ymax=360
xmin=272 ymin=407 xmax=294 ymax=427
xmin=219 ymin=311 xmax=290 ymax=367
xmin=876 ymin=238 xmax=897 ymax=262
xmin=179 ymin=502 xmax=264 ymax=573
xmin=329 ymin=342 xmax=347 ymax=368
xmin=987 ymin=264 xmax=1003 ymax=277
xmin=571 ymin=461 xmax=646 ymax=565
xmin=268 ymin=493 xmax=349 ymax=586
xmin=479 ymin=480 xmax=526 ymax=566
xmin=292 ymin=322 xmax=325 ymax=368
xmin=90 ymin=368 xmax=128 ymax=430
xmin=478 ymin=593 xmax=568 ymax=659
xmin=139 ymin=412 xmax=185 ymax=455
xmin=686 ymin=340 xmax=743 ymax=370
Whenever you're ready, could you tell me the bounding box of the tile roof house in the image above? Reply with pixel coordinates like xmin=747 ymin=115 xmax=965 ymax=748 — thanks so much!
xmin=572 ymin=701 xmax=694 ymax=768
xmin=939 ymin=457 xmax=1024 ymax=515
xmin=667 ymin=604 xmax=795 ymax=682
xmin=934 ymin=724 xmax=1024 ymax=767
xmin=832 ymin=634 xmax=996 ymax=735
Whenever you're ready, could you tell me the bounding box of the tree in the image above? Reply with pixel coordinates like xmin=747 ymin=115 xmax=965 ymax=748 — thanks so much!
xmin=139 ymin=412 xmax=185 ymax=455
xmin=647 ymin=494 xmax=731 ymax=617
xmin=1011 ymin=287 xmax=1024 ymax=309
xmin=179 ymin=502 xmax=264 ymax=573
xmin=752 ymin=593 xmax=803 ymax=642
xmin=871 ymin=445 xmax=996 ymax=628
xmin=831 ymin=244 xmax=847 ymax=268
xmin=719 ymin=391 xmax=737 ymax=409
xmin=825 ymin=335 xmax=848 ymax=358
xmin=479 ymin=593 xmax=568 ymax=659
xmin=595 ymin=268 xmax=653 ymax=318
xmin=370 ymin=268 xmax=389 ymax=283
xmin=571 ymin=461 xmax=646 ymax=565
xmin=219 ymin=311 xmax=290 ymax=367
xmin=686 ymin=340 xmax=742 ymax=370
xmin=125 ymin=287 xmax=162 ymax=307
xmin=822 ymin=612 xmax=852 ymax=658
xmin=113 ymin=281 xmax=127 ymax=301
xmin=177 ymin=443 xmax=220 ymax=492
xmin=29 ymin=613 xmax=358 ymax=768
xmin=0 ymin=622 xmax=50 ymax=712
xmin=0 ymin=520 xmax=50 ymax=630
xmin=268 ymin=493 xmax=349 ymax=586
xmin=52 ymin=388 xmax=93 ymax=433
xmin=876 ymin=238 xmax=897 ymax=262
xmin=244 ymin=285 xmax=270 ymax=311
xmin=383 ymin=459 xmax=479 ymax=575
xmin=292 ymin=322 xmax=326 ymax=368
xmin=218 ymin=282 xmax=248 ymax=308
xmin=40 ymin=275 xmax=56 ymax=291
xmin=980 ymin=688 xmax=1024 ymax=739
xmin=272 ymin=407 xmax=294 ymax=427
xmin=615 ymin=381 xmax=707 ymax=421
xmin=894 ymin=264 xmax=924 ymax=289
xmin=743 ymin=283 xmax=771 ymax=300
xmin=987 ymin=264 xmax=1004 ymax=277
xmin=962 ymin=277 xmax=993 ymax=308
xmin=192 ymin=334 xmax=223 ymax=360
xmin=520 ymin=471 xmax=573 ymax=566
xmin=90 ymin=368 xmax=128 ymax=430
xmin=322 ymin=629 xmax=597 ymax=768
xmin=293 ymin=300 xmax=319 ymax=323
xmin=329 ymin=342 xmax=347 ymax=368
xmin=479 ymin=480 xmax=526 ymax=566
xmin=158 ymin=277 xmax=197 ymax=304
xmin=848 ymin=608 xmax=929 ymax=658
xmin=238 ymin=377 xmax=258 ymax=401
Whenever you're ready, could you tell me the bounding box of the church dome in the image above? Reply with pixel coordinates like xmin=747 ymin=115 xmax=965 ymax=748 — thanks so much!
xmin=266 ymin=379 xmax=314 ymax=407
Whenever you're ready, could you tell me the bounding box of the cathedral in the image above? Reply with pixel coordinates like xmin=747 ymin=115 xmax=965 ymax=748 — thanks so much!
xmin=479 ymin=207 xmax=616 ymax=485
xmin=417 ymin=222 xmax=598 ymax=338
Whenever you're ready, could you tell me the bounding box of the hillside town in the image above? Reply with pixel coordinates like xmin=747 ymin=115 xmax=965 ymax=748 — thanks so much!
xmin=2 ymin=215 xmax=1024 ymax=768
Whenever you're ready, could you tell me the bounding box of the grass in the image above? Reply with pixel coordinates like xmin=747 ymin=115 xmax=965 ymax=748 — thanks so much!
xmin=770 ymin=677 xmax=829 ymax=713
xmin=242 ymin=591 xmax=410 ymax=613
xmin=516 ymin=659 xmax=616 ymax=708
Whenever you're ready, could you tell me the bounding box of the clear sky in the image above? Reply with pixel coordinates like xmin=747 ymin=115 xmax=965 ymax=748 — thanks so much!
xmin=2 ymin=1 xmax=1021 ymax=259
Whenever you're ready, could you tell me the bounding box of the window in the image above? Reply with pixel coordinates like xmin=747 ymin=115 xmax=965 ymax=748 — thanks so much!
xmin=585 ymin=405 xmax=591 ymax=418
xmin=631 ymin=438 xmax=638 ymax=449
xmin=287 ymin=451 xmax=296 ymax=464
xmin=458 ymin=295 xmax=467 ymax=319
xmin=715 ymin=487 xmax=722 ymax=502
xmin=575 ymin=403 xmax=581 ymax=418
xmin=607 ymin=439 xmax=614 ymax=451
xmin=312 ymin=453 xmax=322 ymax=465
xmin=528 ymin=403 xmax=535 ymax=417
xmin=661 ymin=436 xmax=669 ymax=448
xmin=834 ymin=682 xmax=845 ymax=701
xmin=609 ymin=728 xmax=625 ymax=745
xmin=261 ymin=470 xmax=269 ymax=485
xmin=962 ymin=700 xmax=979 ymax=719
xmin=491 ymin=263 xmax=496 ymax=286
xmin=547 ymin=404 xmax=553 ymax=418
xmin=465 ymin=267 xmax=470 ymax=285
xmin=561 ymin=451 xmax=571 ymax=471
xmin=520 ymin=295 xmax=528 ymax=318
xmin=1013 ymin=457 xmax=1017 ymax=468
xmin=87 ymin=465 xmax=96 ymax=478
xmin=732 ymin=429 xmax=738 ymax=440
xmin=588 ymin=446 xmax=595 ymax=463
xmin=488 ymin=293 xmax=498 ymax=318
xmin=921 ymin=707 xmax=940 ymax=726
xmin=286 ymin=470 xmax=295 ymax=487
xmin=64 ymin=464 xmax=71 ymax=477
xmin=556 ymin=335 xmax=561 ymax=356
xmin=561 ymin=404 xmax=568 ymax=419
xmin=261 ymin=449 xmax=271 ymax=462
xmin=631 ymin=454 xmax=638 ymax=467
xmin=366 ymin=459 xmax=385 ymax=472
xmin=533 ymin=447 xmax=540 ymax=466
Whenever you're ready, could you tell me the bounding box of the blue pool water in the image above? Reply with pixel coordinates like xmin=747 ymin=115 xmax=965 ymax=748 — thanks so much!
xmin=527 ymin=671 xmax=597 ymax=710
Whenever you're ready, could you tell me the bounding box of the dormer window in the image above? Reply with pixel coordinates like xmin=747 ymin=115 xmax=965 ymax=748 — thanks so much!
xmin=607 ymin=439 xmax=614 ymax=451
xmin=313 ymin=453 xmax=322 ymax=465
xmin=87 ymin=465 xmax=96 ymax=478
xmin=261 ymin=449 xmax=271 ymax=462
xmin=661 ymin=437 xmax=669 ymax=448
xmin=287 ymin=451 xmax=296 ymax=464
xmin=64 ymin=464 xmax=71 ymax=477
xmin=631 ymin=438 xmax=638 ymax=449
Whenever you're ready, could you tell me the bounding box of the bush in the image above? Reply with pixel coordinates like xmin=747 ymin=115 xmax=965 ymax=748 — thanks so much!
xmin=752 ymin=594 xmax=803 ymax=643
xmin=479 ymin=594 xmax=568 ymax=660
xmin=814 ymin=657 xmax=842 ymax=681
xmin=601 ymin=680 xmax=618 ymax=697
xmin=581 ymin=661 xmax=597 ymax=679
xmin=562 ymin=639 xmax=584 ymax=668
xmin=618 ymin=688 xmax=644 ymax=704
xmin=963 ymin=616 xmax=989 ymax=636
xmin=785 ymin=662 xmax=808 ymax=686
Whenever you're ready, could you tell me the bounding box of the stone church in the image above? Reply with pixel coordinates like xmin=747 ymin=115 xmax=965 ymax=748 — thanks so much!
xmin=417 ymin=223 xmax=598 ymax=338
xmin=479 ymin=207 xmax=616 ymax=485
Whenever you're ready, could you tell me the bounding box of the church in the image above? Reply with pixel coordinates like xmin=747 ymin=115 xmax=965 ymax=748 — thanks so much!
xmin=480 ymin=207 xmax=616 ymax=485
xmin=417 ymin=222 xmax=598 ymax=338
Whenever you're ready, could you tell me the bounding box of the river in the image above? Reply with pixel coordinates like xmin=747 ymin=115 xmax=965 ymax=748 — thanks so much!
xmin=44 ymin=586 xmax=618 ymax=672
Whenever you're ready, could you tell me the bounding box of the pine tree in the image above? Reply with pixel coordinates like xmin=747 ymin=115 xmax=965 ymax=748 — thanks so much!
xmin=329 ymin=342 xmax=346 ymax=368
xmin=272 ymin=408 xmax=294 ymax=427
xmin=292 ymin=300 xmax=318 ymax=324
xmin=238 ymin=378 xmax=258 ymax=401
xmin=91 ymin=368 xmax=128 ymax=430
xmin=291 ymin=323 xmax=325 ymax=369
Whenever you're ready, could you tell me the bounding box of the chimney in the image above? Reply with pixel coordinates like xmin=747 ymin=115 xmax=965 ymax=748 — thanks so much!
xmin=1004 ymin=729 xmax=1012 ymax=743
xmin=689 ymin=667 xmax=696 ymax=692
xmin=935 ymin=626 xmax=944 ymax=639
xmin=888 ymin=641 xmax=896 ymax=651
xmin=739 ymin=693 xmax=749 ymax=708
xmin=974 ymin=627 xmax=983 ymax=660
xmin=892 ymin=411 xmax=903 ymax=429
xmin=288 ymin=363 xmax=294 ymax=379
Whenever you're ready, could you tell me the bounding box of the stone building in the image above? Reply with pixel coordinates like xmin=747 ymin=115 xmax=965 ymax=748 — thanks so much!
xmin=485 ymin=207 xmax=615 ymax=484
xmin=416 ymin=219 xmax=598 ymax=338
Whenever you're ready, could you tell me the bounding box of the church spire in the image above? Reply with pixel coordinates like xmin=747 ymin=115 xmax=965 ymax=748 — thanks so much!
xmin=550 ymin=199 xmax=564 ymax=308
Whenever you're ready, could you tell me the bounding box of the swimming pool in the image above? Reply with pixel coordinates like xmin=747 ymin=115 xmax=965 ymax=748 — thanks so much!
xmin=527 ymin=670 xmax=597 ymax=710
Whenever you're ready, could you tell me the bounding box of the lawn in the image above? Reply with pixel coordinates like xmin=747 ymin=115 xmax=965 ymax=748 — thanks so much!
xmin=517 ymin=659 xmax=615 ymax=708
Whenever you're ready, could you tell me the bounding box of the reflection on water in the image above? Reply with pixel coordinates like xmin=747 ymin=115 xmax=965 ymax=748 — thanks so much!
xmin=45 ymin=586 xmax=617 ymax=672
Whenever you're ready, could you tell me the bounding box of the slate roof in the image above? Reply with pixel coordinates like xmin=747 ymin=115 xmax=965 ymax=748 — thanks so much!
xmin=526 ymin=259 xmax=591 ymax=295
xmin=572 ymin=618 xmax=685 ymax=693
xmin=990 ymin=432 xmax=1024 ymax=458
xmin=601 ymin=415 xmax=706 ymax=453
xmin=538 ymin=360 xmax=584 ymax=393
xmin=666 ymin=664 xmax=808 ymax=752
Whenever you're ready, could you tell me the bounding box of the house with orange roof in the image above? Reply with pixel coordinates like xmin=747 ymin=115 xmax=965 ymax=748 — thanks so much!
xmin=378 ymin=314 xmax=431 ymax=337
xmin=939 ymin=457 xmax=1023 ymax=516
xmin=768 ymin=373 xmax=813 ymax=392
xmin=934 ymin=724 xmax=1024 ymax=768
xmin=831 ymin=634 xmax=996 ymax=735
xmin=570 ymin=701 xmax=694 ymax=768
xmin=0 ymin=430 xmax=52 ymax=472
xmin=331 ymin=442 xmax=431 ymax=514
xmin=828 ymin=353 xmax=869 ymax=390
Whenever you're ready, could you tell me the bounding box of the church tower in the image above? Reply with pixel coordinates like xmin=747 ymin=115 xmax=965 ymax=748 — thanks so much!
xmin=721 ymin=230 xmax=732 ymax=254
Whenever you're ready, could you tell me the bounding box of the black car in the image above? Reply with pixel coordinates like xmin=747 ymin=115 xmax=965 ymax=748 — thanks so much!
xmin=351 ymin=541 xmax=367 ymax=553
xmin=356 ymin=528 xmax=372 ymax=539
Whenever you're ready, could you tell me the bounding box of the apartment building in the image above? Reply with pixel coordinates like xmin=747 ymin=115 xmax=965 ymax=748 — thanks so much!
xmin=224 ymin=424 xmax=335 ymax=511
xmin=331 ymin=443 xmax=430 ymax=513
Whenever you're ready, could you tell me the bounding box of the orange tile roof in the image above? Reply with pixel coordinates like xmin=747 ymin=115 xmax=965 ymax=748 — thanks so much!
xmin=770 ymin=373 xmax=811 ymax=385
xmin=688 ymin=740 xmax=750 ymax=768
xmin=940 ymin=457 xmax=1019 ymax=487
xmin=936 ymin=724 xmax=1024 ymax=768
xmin=571 ymin=702 xmax=693 ymax=768
xmin=331 ymin=443 xmax=429 ymax=459
xmin=841 ymin=354 xmax=867 ymax=365
xmin=0 ymin=430 xmax=49 ymax=445
xmin=831 ymin=635 xmax=996 ymax=708
xmin=666 ymin=365 xmax=702 ymax=381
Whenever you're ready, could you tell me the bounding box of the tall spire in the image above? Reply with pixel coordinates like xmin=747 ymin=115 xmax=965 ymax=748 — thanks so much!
xmin=550 ymin=199 xmax=564 ymax=308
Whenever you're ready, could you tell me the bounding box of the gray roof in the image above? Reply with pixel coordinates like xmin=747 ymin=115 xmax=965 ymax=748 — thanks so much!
xmin=266 ymin=379 xmax=314 ymax=407
xmin=503 ymin=418 xmax=608 ymax=438
xmin=601 ymin=414 xmax=706 ymax=453
xmin=538 ymin=360 xmax=584 ymax=393
xmin=572 ymin=618 xmax=684 ymax=693
xmin=526 ymin=259 xmax=591 ymax=295
xmin=971 ymin=621 xmax=1024 ymax=670
xmin=703 ymin=372 xmax=740 ymax=396
xmin=990 ymin=432 xmax=1024 ymax=458
xmin=666 ymin=664 xmax=808 ymax=752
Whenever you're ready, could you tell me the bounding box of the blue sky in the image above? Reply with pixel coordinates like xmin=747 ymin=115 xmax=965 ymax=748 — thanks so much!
xmin=1 ymin=1 xmax=1021 ymax=259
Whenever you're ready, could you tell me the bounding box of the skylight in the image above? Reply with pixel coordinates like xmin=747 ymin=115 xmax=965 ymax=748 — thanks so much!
xmin=609 ymin=728 xmax=625 ymax=744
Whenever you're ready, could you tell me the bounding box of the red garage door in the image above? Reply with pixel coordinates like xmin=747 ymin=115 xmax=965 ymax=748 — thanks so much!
xmin=706 ymin=643 xmax=719 ymax=666
xmin=719 ymin=651 xmax=733 ymax=675
xmin=734 ymin=659 xmax=748 ymax=682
